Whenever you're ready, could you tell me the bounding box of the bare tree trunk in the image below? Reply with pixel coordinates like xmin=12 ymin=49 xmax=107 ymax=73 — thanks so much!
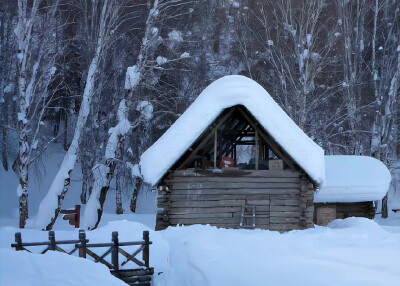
xmin=115 ymin=137 xmax=125 ymax=214
xmin=15 ymin=0 xmax=41 ymax=228
xmin=130 ymin=120 xmax=151 ymax=212
xmin=80 ymin=150 xmax=94 ymax=204
xmin=130 ymin=177 xmax=142 ymax=213
xmin=116 ymin=168 xmax=124 ymax=214
xmin=382 ymin=193 xmax=388 ymax=218
xmin=18 ymin=133 xmax=29 ymax=228
xmin=83 ymin=99 xmax=134 ymax=229
xmin=36 ymin=0 xmax=113 ymax=230
xmin=63 ymin=111 xmax=69 ymax=151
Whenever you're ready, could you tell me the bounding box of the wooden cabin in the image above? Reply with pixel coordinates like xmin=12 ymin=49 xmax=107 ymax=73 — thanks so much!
xmin=138 ymin=76 xmax=391 ymax=231
xmin=155 ymin=105 xmax=316 ymax=231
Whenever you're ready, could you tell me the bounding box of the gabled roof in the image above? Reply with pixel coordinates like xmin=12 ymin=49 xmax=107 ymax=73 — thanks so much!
xmin=140 ymin=75 xmax=325 ymax=186
xmin=314 ymin=156 xmax=391 ymax=203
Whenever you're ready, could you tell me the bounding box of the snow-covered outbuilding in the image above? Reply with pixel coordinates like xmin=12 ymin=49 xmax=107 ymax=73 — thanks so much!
xmin=139 ymin=75 xmax=391 ymax=230
xmin=313 ymin=155 xmax=391 ymax=225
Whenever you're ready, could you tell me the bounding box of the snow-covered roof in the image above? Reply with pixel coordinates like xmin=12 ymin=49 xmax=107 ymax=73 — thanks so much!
xmin=314 ymin=156 xmax=391 ymax=203
xmin=140 ymin=75 xmax=325 ymax=186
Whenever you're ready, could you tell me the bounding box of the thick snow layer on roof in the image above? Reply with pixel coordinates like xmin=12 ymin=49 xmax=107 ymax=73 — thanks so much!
xmin=140 ymin=75 xmax=325 ymax=186
xmin=314 ymin=156 xmax=392 ymax=203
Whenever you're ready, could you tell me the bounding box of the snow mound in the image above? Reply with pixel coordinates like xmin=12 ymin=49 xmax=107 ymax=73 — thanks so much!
xmin=328 ymin=217 xmax=386 ymax=234
xmin=0 ymin=249 xmax=126 ymax=286
xmin=315 ymin=155 xmax=391 ymax=203
xmin=140 ymin=75 xmax=325 ymax=186
xmin=1 ymin=219 xmax=400 ymax=286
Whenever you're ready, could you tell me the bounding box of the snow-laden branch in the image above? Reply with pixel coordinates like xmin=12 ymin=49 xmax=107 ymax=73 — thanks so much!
xmin=83 ymin=99 xmax=151 ymax=230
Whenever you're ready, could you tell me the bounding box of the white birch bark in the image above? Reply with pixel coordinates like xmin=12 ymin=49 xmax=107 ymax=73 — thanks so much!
xmin=15 ymin=0 xmax=41 ymax=228
xmin=36 ymin=0 xmax=112 ymax=230
xmin=125 ymin=0 xmax=160 ymax=212
xmin=83 ymin=99 xmax=134 ymax=230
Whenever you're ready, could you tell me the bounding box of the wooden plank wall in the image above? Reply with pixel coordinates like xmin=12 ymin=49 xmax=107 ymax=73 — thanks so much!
xmin=156 ymin=169 xmax=315 ymax=231
xmin=314 ymin=202 xmax=375 ymax=222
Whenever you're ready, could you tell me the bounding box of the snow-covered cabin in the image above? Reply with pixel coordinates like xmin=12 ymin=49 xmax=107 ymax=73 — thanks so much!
xmin=313 ymin=155 xmax=391 ymax=225
xmin=139 ymin=75 xmax=391 ymax=230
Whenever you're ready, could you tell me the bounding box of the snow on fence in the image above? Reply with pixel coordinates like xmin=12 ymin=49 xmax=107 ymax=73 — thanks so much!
xmin=11 ymin=230 xmax=154 ymax=286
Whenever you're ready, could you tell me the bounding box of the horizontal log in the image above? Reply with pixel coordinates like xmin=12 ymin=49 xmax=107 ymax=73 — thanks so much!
xmin=171 ymin=169 xmax=301 ymax=177
xmin=168 ymin=206 xmax=243 ymax=214
xmin=269 ymin=223 xmax=301 ymax=231
xmin=270 ymin=205 xmax=301 ymax=212
xmin=168 ymin=213 xmax=234 ymax=219
xmin=270 ymin=217 xmax=300 ymax=223
xmin=269 ymin=211 xmax=301 ymax=218
xmin=182 ymin=212 xmax=269 ymax=219
xmin=170 ymin=182 xmax=300 ymax=190
xmin=167 ymin=188 xmax=300 ymax=196
xmin=111 ymin=269 xmax=154 ymax=278
xmin=166 ymin=177 xmax=300 ymax=183
xmin=170 ymin=199 xmax=271 ymax=208
xmin=170 ymin=217 xmax=241 ymax=225
xmin=168 ymin=194 xmax=269 ymax=202
xmin=247 ymin=199 xmax=270 ymax=206
xmin=169 ymin=217 xmax=271 ymax=226
xmin=270 ymin=199 xmax=300 ymax=206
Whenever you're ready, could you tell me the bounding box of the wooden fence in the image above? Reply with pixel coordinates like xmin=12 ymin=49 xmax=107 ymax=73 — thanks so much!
xmin=11 ymin=230 xmax=154 ymax=286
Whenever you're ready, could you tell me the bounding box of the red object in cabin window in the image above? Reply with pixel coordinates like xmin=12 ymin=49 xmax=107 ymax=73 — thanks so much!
xmin=220 ymin=156 xmax=235 ymax=168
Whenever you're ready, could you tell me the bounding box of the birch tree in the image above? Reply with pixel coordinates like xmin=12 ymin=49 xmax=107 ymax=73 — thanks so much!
xmin=243 ymin=0 xmax=339 ymax=132
xmin=124 ymin=0 xmax=191 ymax=212
xmin=125 ymin=0 xmax=160 ymax=212
xmin=14 ymin=0 xmax=61 ymax=228
xmin=369 ymin=0 xmax=400 ymax=217
xmin=36 ymin=0 xmax=119 ymax=230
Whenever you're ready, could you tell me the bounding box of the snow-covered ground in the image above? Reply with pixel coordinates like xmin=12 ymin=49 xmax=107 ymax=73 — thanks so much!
xmin=1 ymin=215 xmax=400 ymax=286
xmin=1 ymin=144 xmax=400 ymax=286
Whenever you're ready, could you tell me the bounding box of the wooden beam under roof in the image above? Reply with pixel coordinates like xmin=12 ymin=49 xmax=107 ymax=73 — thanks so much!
xmin=201 ymin=110 xmax=248 ymax=158
xmin=236 ymin=107 xmax=297 ymax=170
xmin=176 ymin=106 xmax=238 ymax=170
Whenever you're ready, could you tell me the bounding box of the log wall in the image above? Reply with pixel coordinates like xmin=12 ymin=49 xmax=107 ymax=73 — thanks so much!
xmin=156 ymin=169 xmax=315 ymax=231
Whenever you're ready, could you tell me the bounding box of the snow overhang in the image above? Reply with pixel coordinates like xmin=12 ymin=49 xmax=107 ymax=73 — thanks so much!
xmin=140 ymin=75 xmax=325 ymax=186
xmin=314 ymin=155 xmax=392 ymax=203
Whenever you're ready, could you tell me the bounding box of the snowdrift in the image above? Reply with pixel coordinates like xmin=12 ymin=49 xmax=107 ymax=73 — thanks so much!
xmin=0 ymin=249 xmax=127 ymax=286
xmin=1 ymin=218 xmax=400 ymax=286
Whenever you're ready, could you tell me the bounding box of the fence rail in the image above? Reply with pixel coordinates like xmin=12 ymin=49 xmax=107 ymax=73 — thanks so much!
xmin=11 ymin=230 xmax=154 ymax=286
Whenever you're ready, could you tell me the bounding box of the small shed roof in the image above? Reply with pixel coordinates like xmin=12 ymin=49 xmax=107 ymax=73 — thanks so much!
xmin=314 ymin=156 xmax=391 ymax=203
xmin=140 ymin=75 xmax=325 ymax=186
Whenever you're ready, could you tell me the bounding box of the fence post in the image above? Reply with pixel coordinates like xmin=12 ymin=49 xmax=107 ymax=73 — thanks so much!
xmin=111 ymin=231 xmax=119 ymax=272
xmin=143 ymin=231 xmax=150 ymax=268
xmin=79 ymin=230 xmax=86 ymax=258
xmin=48 ymin=231 xmax=56 ymax=251
xmin=15 ymin=232 xmax=23 ymax=251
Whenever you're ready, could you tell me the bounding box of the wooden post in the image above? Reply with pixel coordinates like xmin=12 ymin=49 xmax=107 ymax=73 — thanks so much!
xmin=79 ymin=230 xmax=87 ymax=258
xmin=299 ymin=174 xmax=308 ymax=228
xmin=75 ymin=205 xmax=81 ymax=228
xmin=214 ymin=130 xmax=217 ymax=168
xmin=48 ymin=231 xmax=56 ymax=251
xmin=143 ymin=231 xmax=150 ymax=268
xmin=382 ymin=193 xmax=388 ymax=218
xmin=111 ymin=231 xmax=119 ymax=272
xmin=233 ymin=142 xmax=237 ymax=163
xmin=15 ymin=232 xmax=23 ymax=251
xmin=255 ymin=129 xmax=259 ymax=170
